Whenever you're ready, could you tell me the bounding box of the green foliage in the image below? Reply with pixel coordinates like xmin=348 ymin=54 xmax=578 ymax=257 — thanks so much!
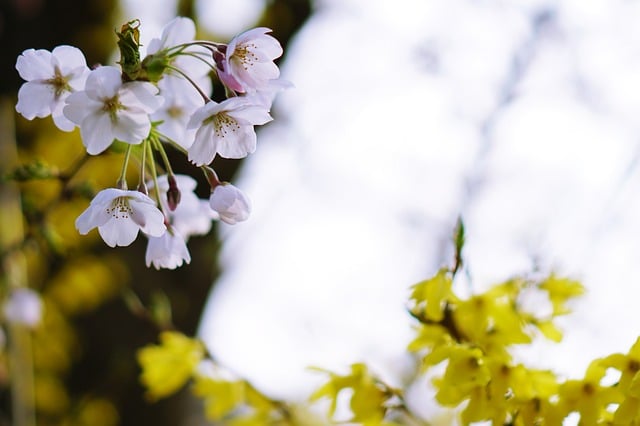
xmin=116 ymin=20 xmax=143 ymax=81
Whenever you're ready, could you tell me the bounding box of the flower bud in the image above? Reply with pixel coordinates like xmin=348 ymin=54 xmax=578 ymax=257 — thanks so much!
xmin=137 ymin=181 xmax=148 ymax=195
xmin=202 ymin=166 xmax=221 ymax=188
xmin=166 ymin=174 xmax=181 ymax=211
xmin=209 ymin=183 xmax=251 ymax=225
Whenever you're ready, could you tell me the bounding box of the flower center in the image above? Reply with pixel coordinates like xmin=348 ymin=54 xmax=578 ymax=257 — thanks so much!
xmin=106 ymin=197 xmax=133 ymax=219
xmin=45 ymin=66 xmax=71 ymax=99
xmin=233 ymin=44 xmax=258 ymax=70
xmin=207 ymin=113 xmax=241 ymax=138
xmin=167 ymin=105 xmax=183 ymax=119
xmin=102 ymin=95 xmax=124 ymax=122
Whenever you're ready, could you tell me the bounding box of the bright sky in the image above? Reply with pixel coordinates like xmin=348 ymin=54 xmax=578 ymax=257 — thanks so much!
xmin=125 ymin=0 xmax=640 ymax=419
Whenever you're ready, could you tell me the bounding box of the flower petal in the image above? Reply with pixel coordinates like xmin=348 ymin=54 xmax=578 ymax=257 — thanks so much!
xmin=216 ymin=124 xmax=256 ymax=159
xmin=98 ymin=218 xmax=140 ymax=247
xmin=15 ymin=49 xmax=53 ymax=81
xmin=75 ymin=203 xmax=112 ymax=235
xmin=188 ymin=123 xmax=218 ymax=166
xmin=227 ymin=103 xmax=273 ymax=125
xmin=145 ymin=231 xmax=191 ymax=270
xmin=62 ymin=91 xmax=93 ymax=124
xmin=51 ymin=45 xmax=88 ymax=73
xmin=81 ymin=111 xmax=116 ymax=155
xmin=123 ymin=81 xmax=163 ymax=113
xmin=112 ymin=110 xmax=151 ymax=144
xmin=85 ymin=66 xmax=122 ymax=100
xmin=16 ymin=82 xmax=56 ymax=119
xmin=129 ymin=198 xmax=166 ymax=237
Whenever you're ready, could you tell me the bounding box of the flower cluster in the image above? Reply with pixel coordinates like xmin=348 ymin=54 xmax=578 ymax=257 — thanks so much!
xmin=15 ymin=17 xmax=286 ymax=269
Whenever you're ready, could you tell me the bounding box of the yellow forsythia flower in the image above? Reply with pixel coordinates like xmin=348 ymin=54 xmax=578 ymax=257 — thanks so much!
xmin=137 ymin=331 xmax=205 ymax=400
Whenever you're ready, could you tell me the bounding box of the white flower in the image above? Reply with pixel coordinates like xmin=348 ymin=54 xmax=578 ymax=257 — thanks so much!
xmin=217 ymin=27 xmax=283 ymax=93
xmin=152 ymin=75 xmax=205 ymax=149
xmin=209 ymin=183 xmax=251 ymax=225
xmin=3 ymin=288 xmax=43 ymax=328
xmin=148 ymin=174 xmax=217 ymax=237
xmin=147 ymin=17 xmax=196 ymax=55
xmin=187 ymin=97 xmax=272 ymax=166
xmin=145 ymin=229 xmax=191 ymax=270
xmin=15 ymin=45 xmax=89 ymax=131
xmin=75 ymin=188 xmax=166 ymax=247
xmin=147 ymin=16 xmax=212 ymax=80
xmin=63 ymin=66 xmax=163 ymax=155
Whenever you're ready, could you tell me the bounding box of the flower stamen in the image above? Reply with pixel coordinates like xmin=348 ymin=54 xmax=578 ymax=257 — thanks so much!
xmin=107 ymin=197 xmax=134 ymax=219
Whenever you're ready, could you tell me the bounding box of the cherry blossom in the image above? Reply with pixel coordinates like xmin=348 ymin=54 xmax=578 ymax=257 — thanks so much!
xmin=187 ymin=96 xmax=272 ymax=166
xmin=75 ymin=188 xmax=166 ymax=247
xmin=147 ymin=16 xmax=196 ymax=55
xmin=216 ymin=27 xmax=283 ymax=93
xmin=148 ymin=174 xmax=217 ymax=237
xmin=209 ymin=183 xmax=251 ymax=225
xmin=15 ymin=45 xmax=89 ymax=131
xmin=145 ymin=229 xmax=191 ymax=270
xmin=147 ymin=16 xmax=212 ymax=82
xmin=63 ymin=66 xmax=163 ymax=155
xmin=152 ymin=76 xmax=205 ymax=149
xmin=14 ymin=18 xmax=288 ymax=269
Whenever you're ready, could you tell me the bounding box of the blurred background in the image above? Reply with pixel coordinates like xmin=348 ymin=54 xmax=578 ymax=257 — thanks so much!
xmin=4 ymin=0 xmax=640 ymax=424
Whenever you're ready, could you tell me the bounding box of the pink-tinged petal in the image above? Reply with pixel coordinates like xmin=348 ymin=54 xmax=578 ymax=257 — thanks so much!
xmin=85 ymin=66 xmax=122 ymax=100
xmin=15 ymin=49 xmax=53 ymax=81
xmin=216 ymin=125 xmax=256 ymax=159
xmin=81 ymin=112 xmax=116 ymax=155
xmin=16 ymin=82 xmax=55 ymax=119
xmin=232 ymin=60 xmax=279 ymax=90
xmin=98 ymin=218 xmax=140 ymax=247
xmin=188 ymin=124 xmax=218 ymax=166
xmin=123 ymin=81 xmax=163 ymax=113
xmin=112 ymin=110 xmax=150 ymax=144
xmin=51 ymin=45 xmax=88 ymax=72
xmin=218 ymin=69 xmax=245 ymax=93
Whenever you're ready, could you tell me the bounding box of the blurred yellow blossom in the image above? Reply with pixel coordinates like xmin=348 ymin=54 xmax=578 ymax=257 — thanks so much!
xmin=137 ymin=331 xmax=205 ymax=400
